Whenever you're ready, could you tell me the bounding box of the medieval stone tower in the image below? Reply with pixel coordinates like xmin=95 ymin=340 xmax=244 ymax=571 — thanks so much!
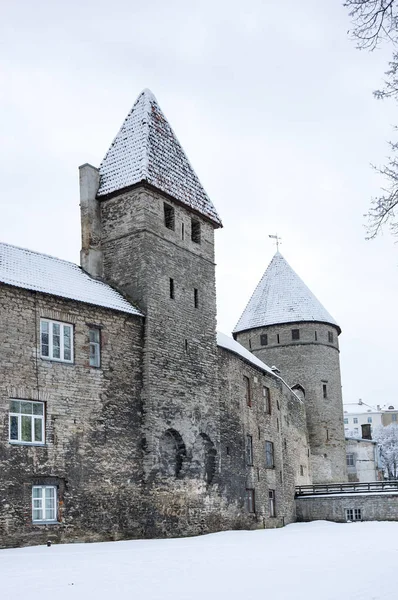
xmin=233 ymin=252 xmax=347 ymax=484
xmin=79 ymin=89 xmax=223 ymax=530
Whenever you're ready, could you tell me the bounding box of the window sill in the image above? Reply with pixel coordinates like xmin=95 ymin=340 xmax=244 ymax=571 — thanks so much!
xmin=9 ymin=441 xmax=46 ymax=447
xmin=32 ymin=521 xmax=60 ymax=526
xmin=40 ymin=356 xmax=74 ymax=365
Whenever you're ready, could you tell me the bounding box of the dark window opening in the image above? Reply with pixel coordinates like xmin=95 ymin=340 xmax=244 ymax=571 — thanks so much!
xmin=277 ymin=418 xmax=279 ymax=432
xmin=196 ymin=433 xmax=217 ymax=484
xmin=292 ymin=329 xmax=300 ymax=340
xmin=284 ymin=439 xmax=287 ymax=450
xmin=185 ymin=339 xmax=188 ymax=351
xmin=226 ymin=446 xmax=230 ymax=456
xmin=246 ymin=488 xmax=255 ymax=513
xmin=246 ymin=434 xmax=253 ymax=466
xmin=323 ymin=384 xmax=327 ymax=399
xmin=300 ymin=465 xmax=304 ymax=476
xmin=194 ymin=288 xmax=199 ymax=308
xmin=260 ymin=334 xmax=268 ymax=346
xmin=263 ymin=386 xmax=271 ymax=414
xmin=328 ymin=331 xmax=334 ymax=343
xmin=244 ymin=376 xmax=251 ymax=407
xmin=277 ymin=334 xmax=280 ymax=344
xmin=170 ymin=278 xmax=175 ymax=299
xmin=265 ymin=441 xmax=274 ymax=468
xmin=181 ymin=222 xmax=185 ymax=240
xmin=315 ymin=331 xmax=318 ymax=341
xmin=164 ymin=203 xmax=175 ymax=230
xmin=191 ymin=219 xmax=201 ymax=243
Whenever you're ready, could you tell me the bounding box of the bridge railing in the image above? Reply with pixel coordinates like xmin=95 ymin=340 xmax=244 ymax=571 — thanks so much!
xmin=295 ymin=481 xmax=398 ymax=497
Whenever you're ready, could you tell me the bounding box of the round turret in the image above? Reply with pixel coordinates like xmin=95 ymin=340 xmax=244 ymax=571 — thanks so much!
xmin=234 ymin=252 xmax=347 ymax=484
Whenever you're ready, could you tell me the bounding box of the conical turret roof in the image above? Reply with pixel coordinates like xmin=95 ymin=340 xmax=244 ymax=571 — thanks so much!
xmin=233 ymin=252 xmax=340 ymax=334
xmin=97 ymin=89 xmax=222 ymax=226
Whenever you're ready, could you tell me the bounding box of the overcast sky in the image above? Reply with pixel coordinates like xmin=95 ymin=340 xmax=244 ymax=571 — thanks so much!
xmin=1 ymin=0 xmax=397 ymax=407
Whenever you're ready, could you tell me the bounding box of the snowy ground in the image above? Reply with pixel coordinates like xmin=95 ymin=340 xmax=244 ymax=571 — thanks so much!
xmin=1 ymin=521 xmax=397 ymax=600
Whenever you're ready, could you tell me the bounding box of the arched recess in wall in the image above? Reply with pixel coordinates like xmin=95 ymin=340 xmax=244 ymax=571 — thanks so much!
xmin=159 ymin=429 xmax=186 ymax=478
xmin=193 ymin=433 xmax=217 ymax=484
xmin=292 ymin=383 xmax=306 ymax=401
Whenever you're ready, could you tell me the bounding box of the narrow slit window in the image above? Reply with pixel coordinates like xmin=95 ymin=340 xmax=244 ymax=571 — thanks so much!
xmin=265 ymin=441 xmax=274 ymax=468
xmin=323 ymin=384 xmax=327 ymax=399
xmin=269 ymin=489 xmax=276 ymax=517
xmin=244 ymin=376 xmax=251 ymax=407
xmin=263 ymin=386 xmax=271 ymax=414
xmin=315 ymin=331 xmax=318 ymax=341
xmin=191 ymin=219 xmax=201 ymax=244
xmin=246 ymin=434 xmax=253 ymax=466
xmin=164 ymin=203 xmax=175 ymax=230
xmin=170 ymin=278 xmax=175 ymax=299
xmin=181 ymin=222 xmax=185 ymax=240
xmin=328 ymin=331 xmax=334 ymax=343
xmin=277 ymin=334 xmax=280 ymax=344
xmin=194 ymin=288 xmax=199 ymax=308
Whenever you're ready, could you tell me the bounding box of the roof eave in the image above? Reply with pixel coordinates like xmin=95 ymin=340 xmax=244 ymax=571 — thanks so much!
xmin=233 ymin=319 xmax=342 ymax=337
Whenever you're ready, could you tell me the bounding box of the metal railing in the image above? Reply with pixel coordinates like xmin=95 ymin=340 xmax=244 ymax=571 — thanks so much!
xmin=295 ymin=481 xmax=398 ymax=497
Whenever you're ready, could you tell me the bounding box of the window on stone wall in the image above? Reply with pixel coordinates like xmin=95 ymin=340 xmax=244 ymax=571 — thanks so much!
xmin=89 ymin=328 xmax=101 ymax=368
xmin=169 ymin=278 xmax=175 ymax=299
xmin=300 ymin=465 xmax=304 ymax=476
xmin=164 ymin=203 xmax=175 ymax=230
xmin=194 ymin=288 xmax=199 ymax=309
xmin=244 ymin=376 xmax=251 ymax=407
xmin=260 ymin=334 xmax=268 ymax=346
xmin=40 ymin=319 xmax=73 ymax=363
xmin=323 ymin=384 xmax=327 ymax=399
xmin=315 ymin=331 xmax=318 ymax=341
xmin=246 ymin=434 xmax=253 ymax=466
xmin=345 ymin=508 xmax=362 ymax=522
xmin=9 ymin=400 xmax=44 ymax=445
xmin=195 ymin=433 xmax=217 ymax=484
xmin=277 ymin=333 xmax=280 ymax=344
xmin=269 ymin=489 xmax=276 ymax=517
xmin=346 ymin=453 xmax=355 ymax=467
xmin=191 ymin=218 xmax=201 ymax=244
xmin=292 ymin=329 xmax=300 ymax=340
xmin=246 ymin=488 xmax=255 ymax=513
xmin=32 ymin=486 xmax=57 ymax=523
xmin=328 ymin=331 xmax=334 ymax=343
xmin=265 ymin=441 xmax=274 ymax=468
xmin=263 ymin=386 xmax=271 ymax=414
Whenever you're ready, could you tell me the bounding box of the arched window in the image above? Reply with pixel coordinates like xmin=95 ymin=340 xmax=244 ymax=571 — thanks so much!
xmin=159 ymin=429 xmax=186 ymax=478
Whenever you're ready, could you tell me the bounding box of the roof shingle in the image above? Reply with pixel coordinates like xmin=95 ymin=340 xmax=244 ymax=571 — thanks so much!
xmin=97 ymin=89 xmax=222 ymax=226
xmin=233 ymin=252 xmax=339 ymax=333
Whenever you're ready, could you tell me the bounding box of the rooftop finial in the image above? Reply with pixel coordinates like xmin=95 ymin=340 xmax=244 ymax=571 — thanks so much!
xmin=269 ymin=233 xmax=282 ymax=251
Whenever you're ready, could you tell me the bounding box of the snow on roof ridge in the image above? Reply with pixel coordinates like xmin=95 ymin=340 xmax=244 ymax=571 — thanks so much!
xmin=0 ymin=242 xmax=143 ymax=317
xmin=216 ymin=331 xmax=302 ymax=404
xmin=97 ymin=89 xmax=222 ymax=226
xmin=233 ymin=252 xmax=339 ymax=334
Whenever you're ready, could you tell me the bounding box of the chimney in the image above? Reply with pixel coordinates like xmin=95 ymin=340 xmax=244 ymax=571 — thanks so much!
xmin=361 ymin=423 xmax=372 ymax=440
xmin=79 ymin=164 xmax=102 ymax=278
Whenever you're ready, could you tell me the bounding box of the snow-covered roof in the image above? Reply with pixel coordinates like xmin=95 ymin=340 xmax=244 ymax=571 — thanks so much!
xmin=234 ymin=252 xmax=339 ymax=334
xmin=97 ymin=89 xmax=222 ymax=227
xmin=0 ymin=242 xmax=143 ymax=316
xmin=217 ymin=331 xmax=274 ymax=375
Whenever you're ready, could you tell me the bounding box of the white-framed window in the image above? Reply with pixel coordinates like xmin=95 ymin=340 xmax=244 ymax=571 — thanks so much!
xmin=345 ymin=508 xmax=362 ymax=522
xmin=344 ymin=418 xmax=349 ymax=424
xmin=89 ymin=328 xmax=101 ymax=367
xmin=353 ymin=417 xmax=358 ymax=424
xmin=9 ymin=400 xmax=44 ymax=444
xmin=269 ymin=489 xmax=276 ymax=517
xmin=367 ymin=416 xmax=372 ymax=423
xmin=40 ymin=319 xmax=73 ymax=363
xmin=346 ymin=453 xmax=355 ymax=467
xmin=32 ymin=486 xmax=57 ymax=523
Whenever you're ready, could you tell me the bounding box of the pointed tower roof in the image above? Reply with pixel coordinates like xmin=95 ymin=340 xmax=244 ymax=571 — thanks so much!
xmin=233 ymin=252 xmax=340 ymax=334
xmin=97 ymin=89 xmax=222 ymax=227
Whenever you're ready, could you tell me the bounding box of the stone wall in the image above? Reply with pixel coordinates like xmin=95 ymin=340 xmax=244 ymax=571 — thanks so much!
xmin=296 ymin=493 xmax=398 ymax=522
xmin=0 ymin=285 xmax=144 ymax=548
xmin=236 ymin=322 xmax=347 ymax=484
xmin=217 ymin=347 xmax=311 ymax=529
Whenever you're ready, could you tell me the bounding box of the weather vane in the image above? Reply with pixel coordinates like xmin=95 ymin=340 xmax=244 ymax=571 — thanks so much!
xmin=269 ymin=234 xmax=282 ymax=251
